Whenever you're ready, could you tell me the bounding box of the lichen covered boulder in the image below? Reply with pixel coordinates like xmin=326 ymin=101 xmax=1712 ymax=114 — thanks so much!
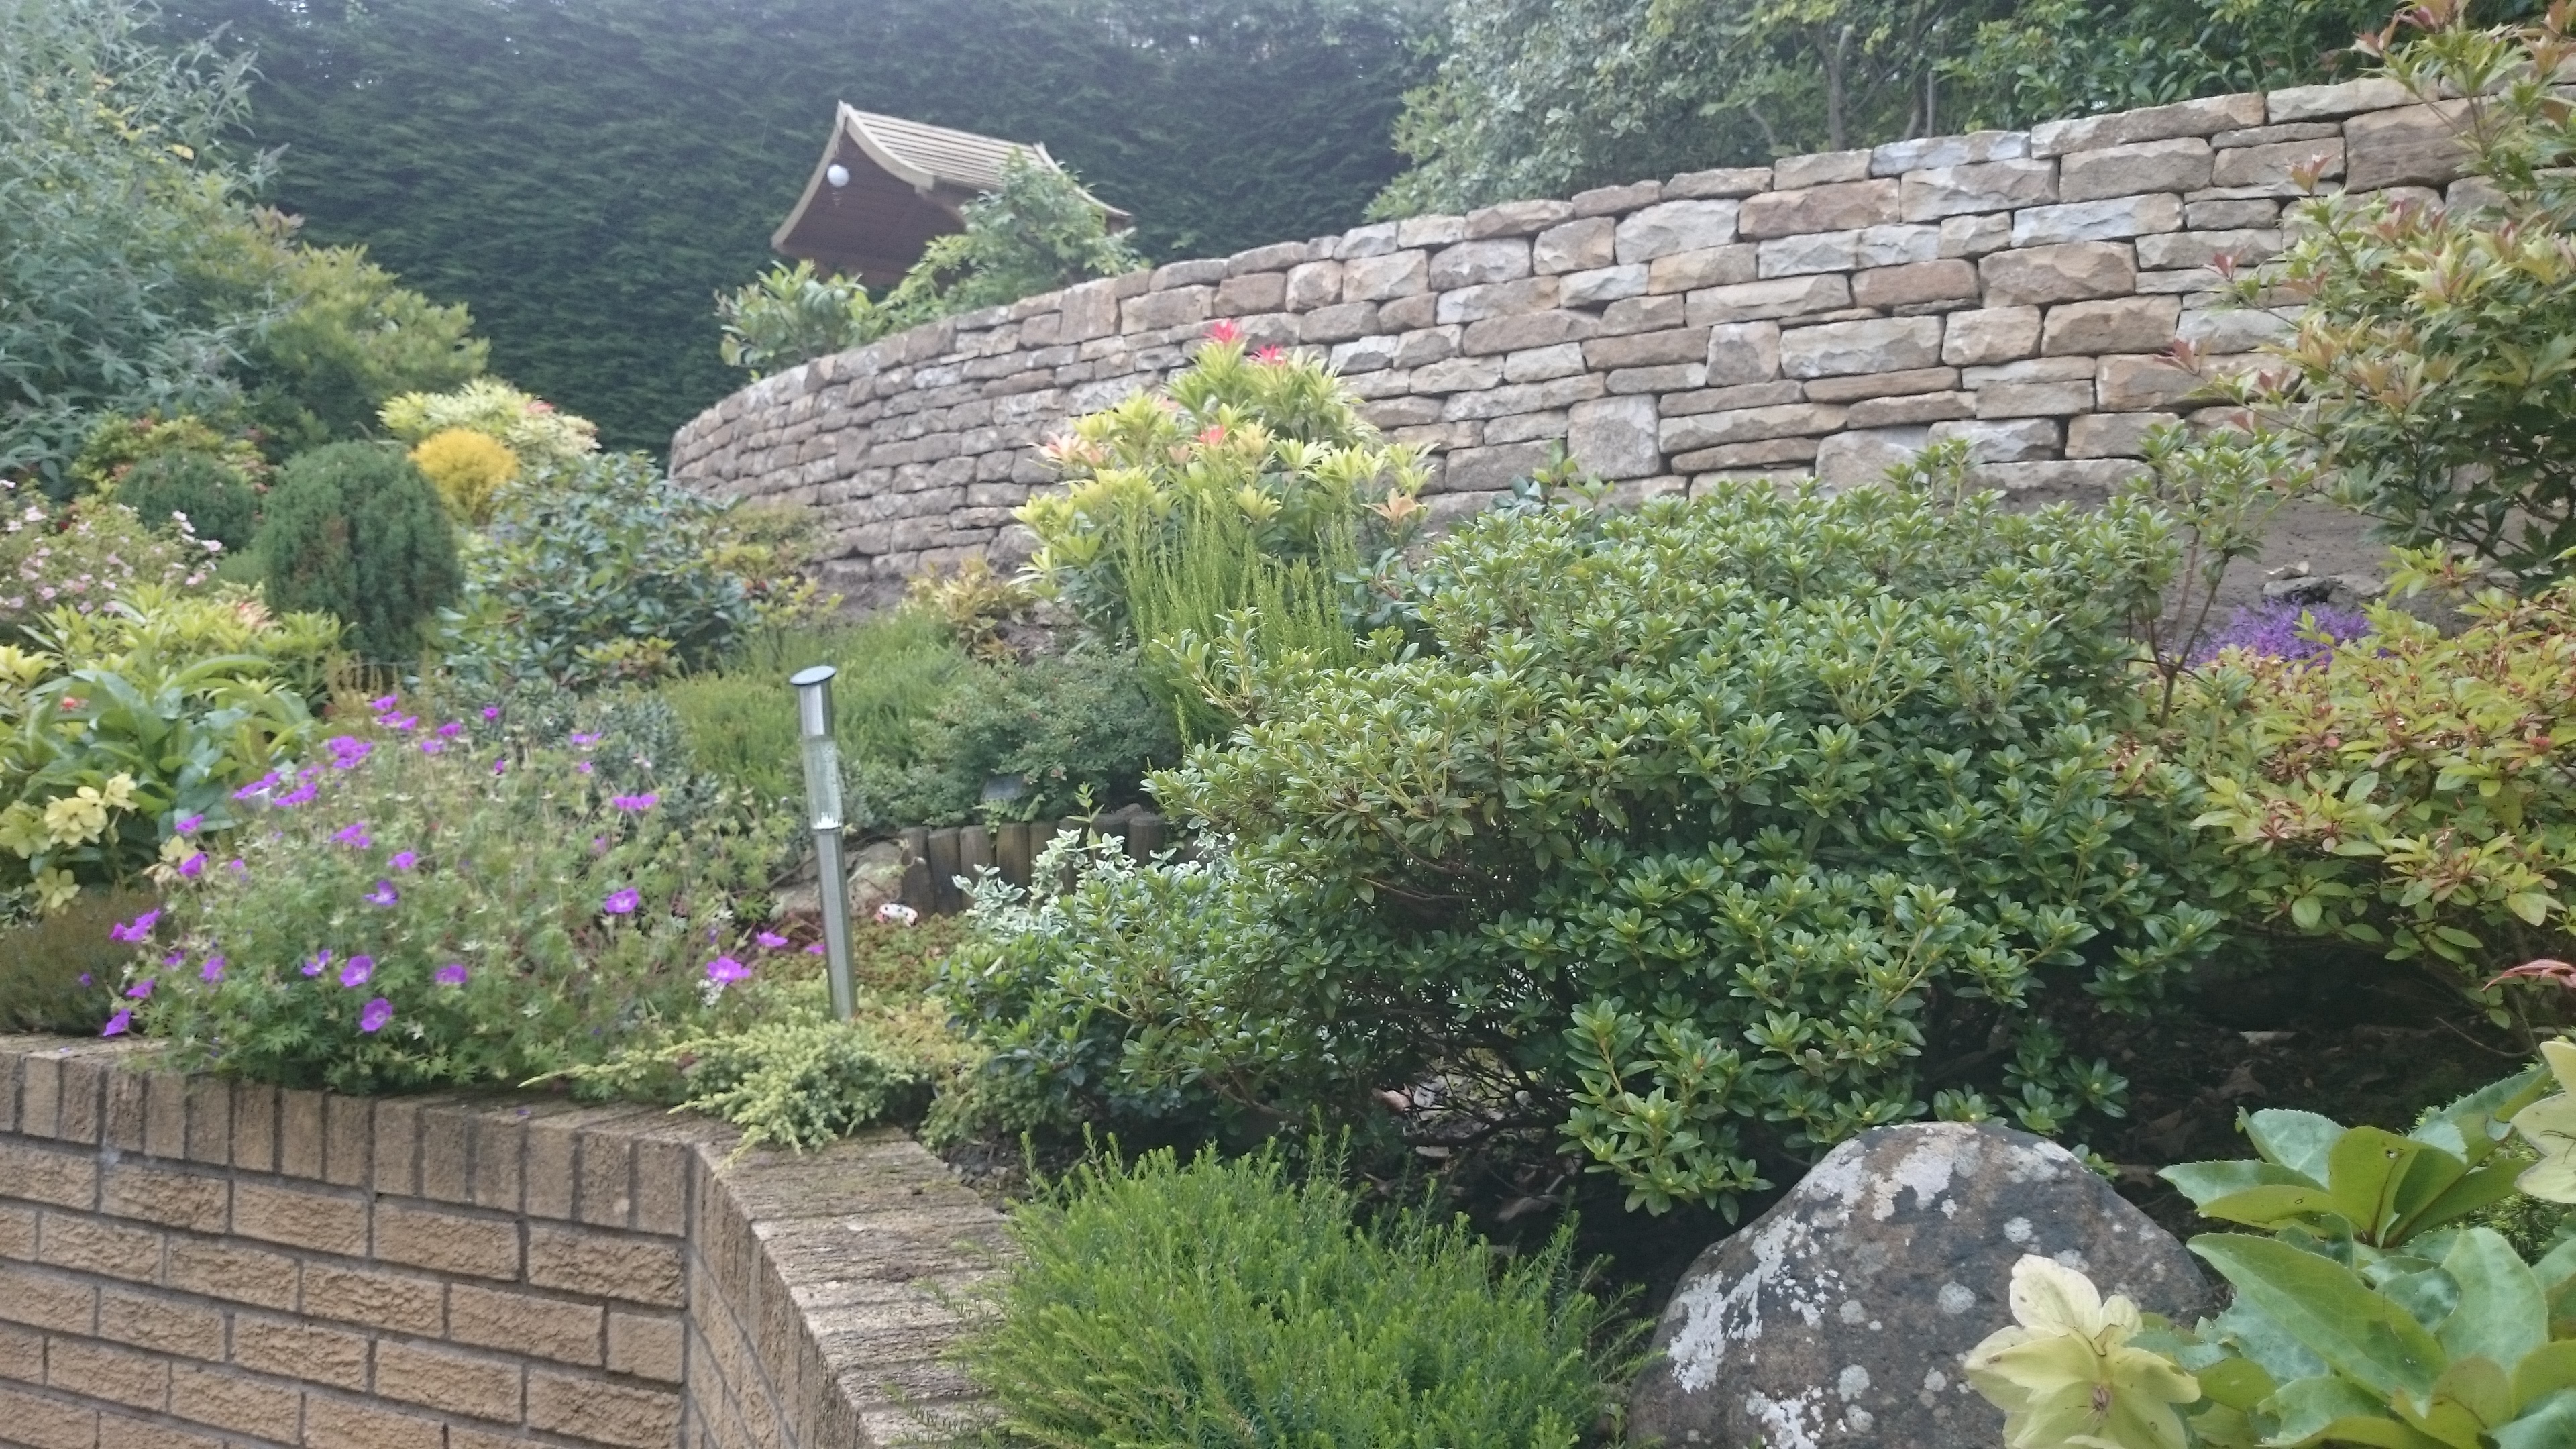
xmin=1627 ymin=1120 xmax=2208 ymax=1449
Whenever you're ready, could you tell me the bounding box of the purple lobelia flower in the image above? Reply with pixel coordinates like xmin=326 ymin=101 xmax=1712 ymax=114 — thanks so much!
xmin=435 ymin=963 xmax=468 ymax=987
xmin=359 ymin=998 xmax=393 ymax=1032
xmin=340 ymin=955 xmax=374 ymax=987
xmin=2191 ymin=600 xmax=2373 ymax=667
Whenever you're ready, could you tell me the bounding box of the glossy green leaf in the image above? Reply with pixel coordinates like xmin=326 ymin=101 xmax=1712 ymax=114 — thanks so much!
xmin=2193 ymin=1234 xmax=2446 ymax=1401
xmin=2248 ymin=1110 xmax=2346 ymax=1185
xmin=2328 ymin=1127 xmax=2434 ymax=1242
xmin=2262 ymin=1374 xmax=2443 ymax=1448
xmin=2164 ymin=1159 xmax=2323 ymax=1204
xmin=2496 ymin=1388 xmax=2576 ymax=1449
xmin=2436 ymin=1228 xmax=2546 ymax=1373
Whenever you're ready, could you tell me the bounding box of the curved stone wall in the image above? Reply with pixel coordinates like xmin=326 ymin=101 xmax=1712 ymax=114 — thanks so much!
xmin=672 ymin=76 xmax=2465 ymax=607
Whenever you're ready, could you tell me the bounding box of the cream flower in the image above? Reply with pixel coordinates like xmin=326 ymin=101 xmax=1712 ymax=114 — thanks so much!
xmin=2511 ymin=1039 xmax=2576 ymax=1203
xmin=1962 ymin=1255 xmax=2200 ymax=1449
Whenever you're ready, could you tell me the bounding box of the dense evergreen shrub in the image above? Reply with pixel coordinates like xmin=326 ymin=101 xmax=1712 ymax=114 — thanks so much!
xmin=858 ymin=650 xmax=1180 ymax=826
xmin=112 ymin=451 xmax=260 ymax=552
xmin=956 ymin=1144 xmax=1638 ymax=1448
xmin=257 ymin=442 xmax=460 ymax=664
xmin=953 ymin=478 xmax=2220 ymax=1214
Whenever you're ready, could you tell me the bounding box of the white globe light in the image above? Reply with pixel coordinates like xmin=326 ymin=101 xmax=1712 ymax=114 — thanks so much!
xmin=825 ymin=163 xmax=850 ymax=189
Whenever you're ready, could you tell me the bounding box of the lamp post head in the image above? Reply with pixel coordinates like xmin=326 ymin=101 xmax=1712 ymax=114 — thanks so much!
xmin=790 ymin=664 xmax=837 ymax=739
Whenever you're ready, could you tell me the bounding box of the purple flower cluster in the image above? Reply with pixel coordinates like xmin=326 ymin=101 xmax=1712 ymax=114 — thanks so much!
xmin=2192 ymin=600 xmax=2373 ymax=667
xmin=325 ymin=736 xmax=372 ymax=769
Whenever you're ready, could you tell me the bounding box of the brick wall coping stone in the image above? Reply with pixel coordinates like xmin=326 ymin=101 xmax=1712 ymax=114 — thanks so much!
xmin=0 ymin=1033 xmax=1004 ymax=1449
xmin=672 ymin=74 xmax=2477 ymax=608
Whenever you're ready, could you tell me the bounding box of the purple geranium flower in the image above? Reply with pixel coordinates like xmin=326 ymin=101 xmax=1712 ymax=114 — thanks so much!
xmin=437 ymin=720 xmax=464 ymax=738
xmin=359 ymin=998 xmax=393 ymax=1032
xmin=233 ymin=771 xmax=280 ymax=801
xmin=370 ymin=694 xmax=399 ymax=712
xmin=174 ymin=812 xmax=203 ymax=833
xmin=756 ymin=930 xmax=790 ymax=950
xmin=127 ymin=979 xmax=154 ymax=999
xmin=602 ymin=888 xmax=641 ymax=916
xmin=391 ymin=851 xmax=417 ymax=871
xmin=325 ymin=736 xmax=372 ymax=768
xmin=274 ymin=782 xmax=317 ymax=808
xmin=610 ymin=793 xmax=658 ymax=812
xmin=364 ymin=880 xmax=399 ymax=906
xmin=2192 ymin=600 xmax=2373 ymax=667
xmin=78 ymin=973 xmax=91 ymax=985
xmin=177 ymin=851 xmax=206 ymax=878
xmin=199 ymin=955 xmax=225 ymax=983
xmin=332 ymin=821 xmax=372 ymax=848
xmin=101 ymin=1010 xmax=131 ymax=1036
xmin=340 ymin=955 xmax=374 ymax=987
xmin=419 ymin=738 xmax=445 ymax=756
xmin=482 ymin=706 xmax=501 ymax=720
xmin=384 ymin=714 xmax=417 ymax=732
xmin=160 ymin=950 xmax=182 ymax=967
xmin=225 ymin=858 xmax=246 ymax=875
xmin=108 ymin=908 xmax=160 ymax=943
xmin=570 ymin=732 xmax=601 ymax=747
xmin=492 ymin=757 xmax=508 ymax=777
xmin=704 ymin=955 xmax=750 ymax=986
xmin=434 ymin=963 xmax=468 ymax=987
xmin=302 ymin=949 xmax=332 ymax=978
xmin=805 ymin=942 xmax=825 ymax=955
xmin=574 ymin=760 xmax=593 ymax=775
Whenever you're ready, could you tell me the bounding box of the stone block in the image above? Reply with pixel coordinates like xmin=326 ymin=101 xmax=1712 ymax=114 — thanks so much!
xmin=1939 ymin=213 xmax=2014 ymax=258
xmin=1463 ymin=309 xmax=1596 ymax=355
xmin=1344 ymin=250 xmax=1428 ymax=302
xmin=1933 ymin=417 xmax=2061 ymax=461
xmin=450 ymin=1282 xmax=604 ymax=1365
xmin=1608 ymin=363 xmax=1707 ymax=394
xmin=1601 ymin=294 xmax=1686 ymax=334
xmin=2266 ymin=76 xmax=2413 ymax=122
xmin=1943 ymin=306 xmax=2043 ymax=366
xmin=1666 ymin=166 xmax=1772 ymax=199
xmin=2011 ymin=193 xmax=2182 ymax=246
xmin=1673 ymin=437 xmax=1821 ymax=471
xmin=1658 ymin=403 xmax=1848 ymax=451
xmin=2042 ymin=295 xmax=2180 ymax=355
xmin=1467 ymin=198 xmax=1576 ymax=238
xmin=1330 ymin=335 xmax=1398 ymax=373
xmin=1660 ymin=381 xmax=1803 ymax=415
xmin=1778 ymin=317 xmax=1943 ymax=378
xmin=1855 ymin=224 xmax=1941 ymax=266
xmin=1397 ymin=215 xmax=1466 ymax=248
xmin=2346 ymin=101 xmax=2473 ymax=191
xmin=1297 ymin=301 xmax=1379 ymax=345
xmin=2135 ymin=228 xmax=2282 ymax=270
xmin=2211 ymin=138 xmax=2343 ymax=192
xmin=1364 ymin=396 xmax=1444 ymax=429
xmin=375 ymin=1339 xmax=524 ymax=1422
xmin=1803 ymin=367 xmax=1958 ymax=402
xmin=1150 ymin=258 xmax=1228 ymax=290
xmin=1561 ymin=264 xmax=1648 ymax=306
xmin=1684 ymin=275 xmax=1852 ymax=325
xmin=1851 ymin=260 xmax=1980 ymax=308
xmin=1568 ymin=395 xmax=1663 ymax=479
xmin=1978 ymin=244 xmax=2136 ymax=305
xmin=303 ymin=1396 xmax=446 ymax=1449
xmin=1703 ymin=322 xmax=1782 ymax=386
xmin=2031 ymin=91 xmax=2266 ymax=155
xmin=1737 ymin=179 xmax=1898 ymax=238
xmin=1815 ymin=427 xmax=1931 ymax=487
xmin=1772 ymin=149 xmax=1872 ymax=188
xmin=375 ymin=1200 xmax=521 ymax=1280
xmin=1582 ymin=328 xmax=1711 ymax=370
xmin=1505 ymin=343 xmax=1591 ymax=382
xmin=234 ymin=1313 xmax=370 ymax=1389
xmin=1436 ymin=276 xmax=1558 ymax=324
xmin=1335 ymin=221 xmax=1399 ymax=258
xmin=1 ymin=1261 xmax=97 ymax=1333
xmin=1227 ymin=239 xmax=1311 ymax=275
xmin=2096 ymin=353 xmax=2212 ymax=409
xmin=2068 ymin=411 xmax=2180 ymax=457
xmin=1284 ymin=260 xmax=1343 ymax=311
xmin=1534 ymin=217 xmax=1615 ymax=274
xmin=302 ymin=1262 xmax=445 ymax=1336
xmin=1974 ymin=458 xmax=2147 ymax=494
xmin=1411 ymin=356 xmax=1506 ymax=393
xmin=1899 ymin=160 xmax=2058 ymax=221
xmin=1442 ymin=441 xmax=1558 ymax=492
xmin=1848 ymin=391 xmax=1976 ymax=427
xmin=2178 ymin=306 xmax=2291 ymax=352
xmin=1870 ymin=130 xmax=2030 ymax=176
xmin=1573 ymin=180 xmax=1662 ymax=217
xmin=1486 ymin=411 xmax=1573 ymax=444
xmin=1648 ymin=246 xmax=1758 ymax=293
xmin=1976 ymin=378 xmax=2098 ymax=417
xmin=2185 ymin=196 xmax=2281 ymax=229
xmin=37 ymin=1215 xmax=158 ymax=1283
xmin=169 ymin=1363 xmax=299 ymax=1438
xmin=1213 ymin=272 xmax=1286 ymax=315
xmin=1120 ymin=286 xmax=1210 ymax=332
xmin=2059 ymin=137 xmax=2213 ymax=201
xmin=1756 ymin=230 xmax=1858 ymax=278
xmin=528 ymin=1224 xmax=683 ymax=1307
xmin=1 ymin=1139 xmax=97 ymax=1210
xmin=1392 ymin=327 xmax=1460 ymax=368
xmin=2213 ymin=121 xmax=2341 ymax=149
xmin=1430 ymin=239 xmax=1532 ymax=290
xmin=1614 ymin=201 xmax=1742 ymax=262
xmin=609 ymin=1309 xmax=686 ymax=1384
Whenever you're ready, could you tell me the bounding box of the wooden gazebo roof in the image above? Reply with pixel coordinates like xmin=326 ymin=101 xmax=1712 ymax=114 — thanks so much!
xmin=771 ymin=106 xmax=1132 ymax=286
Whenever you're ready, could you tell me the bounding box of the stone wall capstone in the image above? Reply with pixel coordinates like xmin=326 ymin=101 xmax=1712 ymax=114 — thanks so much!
xmin=672 ymin=78 xmax=2471 ymax=608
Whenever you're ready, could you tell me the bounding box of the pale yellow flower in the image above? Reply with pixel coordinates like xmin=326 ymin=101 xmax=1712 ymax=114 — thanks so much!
xmin=99 ymin=773 xmax=136 ymax=810
xmin=42 ymin=788 xmax=111 ymax=847
xmin=1962 ymin=1255 xmax=2200 ymax=1449
xmin=2512 ymin=1039 xmax=2576 ymax=1203
xmin=35 ymin=867 xmax=78 ymax=913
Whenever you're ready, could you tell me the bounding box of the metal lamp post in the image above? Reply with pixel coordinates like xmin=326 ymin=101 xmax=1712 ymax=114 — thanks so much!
xmin=791 ymin=665 xmax=855 ymax=1021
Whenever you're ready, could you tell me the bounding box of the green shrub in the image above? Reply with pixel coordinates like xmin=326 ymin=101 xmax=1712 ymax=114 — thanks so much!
xmin=0 ymin=886 xmax=152 ymax=1032
xmin=0 ymin=487 xmax=225 ymax=631
xmin=131 ymin=702 xmax=790 ymax=1093
xmin=714 ymin=260 xmax=890 ymax=377
xmin=233 ymin=241 xmax=488 ymax=453
xmin=1017 ymin=327 xmax=1426 ymax=737
xmin=378 ymin=378 xmax=597 ymax=470
xmin=2166 ymin=553 xmax=2576 ymax=1023
xmin=955 ymin=1144 xmax=1638 ymax=1448
xmin=70 ymin=415 xmax=267 ymax=498
xmin=661 ymin=610 xmax=969 ymax=808
xmin=859 ymin=649 xmax=1179 ymax=826
xmin=258 ymin=443 xmax=460 ymax=665
xmin=0 ymin=587 xmax=335 ymax=913
xmin=111 ymin=451 xmax=260 ymax=553
xmin=439 ymin=453 xmax=795 ymax=690
xmin=959 ymin=478 xmax=2218 ymax=1215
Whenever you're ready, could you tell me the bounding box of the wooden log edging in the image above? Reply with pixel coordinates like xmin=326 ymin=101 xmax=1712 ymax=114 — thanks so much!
xmin=888 ymin=811 xmax=1182 ymax=917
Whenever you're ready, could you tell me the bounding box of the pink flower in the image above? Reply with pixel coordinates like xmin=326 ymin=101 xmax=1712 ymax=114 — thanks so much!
xmin=101 ymin=1010 xmax=131 ymax=1036
xmin=340 ymin=956 xmax=374 ymax=987
xmin=109 ymin=909 xmax=160 ymax=943
xmin=1197 ymin=424 xmax=1226 ymax=447
xmin=1251 ymin=345 xmax=1287 ymax=364
xmin=756 ymin=930 xmax=790 ymax=951
xmin=200 ymin=955 xmax=225 ymax=983
xmin=482 ymin=706 xmax=501 ymax=720
xmin=603 ymin=888 xmax=640 ymax=916
xmin=434 ymin=963 xmax=468 ymax=987
xmin=1205 ymin=319 xmax=1242 ymax=344
xmin=704 ymin=956 xmax=749 ymax=986
xmin=359 ymin=998 xmax=393 ymax=1032
xmin=805 ymin=942 xmax=826 ymax=955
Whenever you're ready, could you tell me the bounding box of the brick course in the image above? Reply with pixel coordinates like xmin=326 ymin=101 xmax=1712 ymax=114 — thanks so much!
xmin=1 ymin=1036 xmax=1000 ymax=1448
xmin=670 ymin=80 xmax=2474 ymax=604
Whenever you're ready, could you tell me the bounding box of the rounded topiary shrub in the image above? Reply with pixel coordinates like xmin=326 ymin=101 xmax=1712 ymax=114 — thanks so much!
xmin=112 ymin=450 xmax=260 ymax=553
xmin=258 ymin=443 xmax=460 ymax=664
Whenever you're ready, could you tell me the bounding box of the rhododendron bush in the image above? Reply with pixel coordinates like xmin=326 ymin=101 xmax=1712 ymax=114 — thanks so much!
xmin=0 ymin=482 xmax=225 ymax=629
xmin=130 ymin=697 xmax=792 ymax=1093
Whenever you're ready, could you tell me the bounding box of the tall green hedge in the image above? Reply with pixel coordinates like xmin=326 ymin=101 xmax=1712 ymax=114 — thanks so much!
xmin=160 ymin=0 xmax=1427 ymax=454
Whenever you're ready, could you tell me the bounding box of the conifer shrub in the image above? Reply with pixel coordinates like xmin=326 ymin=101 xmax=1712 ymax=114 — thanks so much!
xmin=408 ymin=427 xmax=517 ymax=525
xmin=955 ymin=1144 xmax=1638 ymax=1448
xmin=111 ymin=450 xmax=260 ymax=553
xmin=257 ymin=443 xmax=460 ymax=665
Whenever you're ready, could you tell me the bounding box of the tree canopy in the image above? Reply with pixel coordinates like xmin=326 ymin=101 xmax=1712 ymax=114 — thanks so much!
xmin=158 ymin=0 xmax=1430 ymax=453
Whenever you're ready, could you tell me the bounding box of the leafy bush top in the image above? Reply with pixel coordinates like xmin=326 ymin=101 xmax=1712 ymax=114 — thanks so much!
xmin=379 ymin=378 xmax=598 ymax=470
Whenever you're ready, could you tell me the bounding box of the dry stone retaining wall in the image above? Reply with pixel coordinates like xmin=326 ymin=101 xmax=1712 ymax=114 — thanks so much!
xmin=671 ymin=76 xmax=2469 ymax=607
xmin=0 ymin=1035 xmax=1000 ymax=1449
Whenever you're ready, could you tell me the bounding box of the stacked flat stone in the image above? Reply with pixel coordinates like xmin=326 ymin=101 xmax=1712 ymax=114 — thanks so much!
xmin=670 ymin=77 xmax=2470 ymax=608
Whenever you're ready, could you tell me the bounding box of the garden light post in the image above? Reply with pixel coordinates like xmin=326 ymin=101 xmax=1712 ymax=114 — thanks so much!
xmin=792 ymin=665 xmax=856 ymax=1022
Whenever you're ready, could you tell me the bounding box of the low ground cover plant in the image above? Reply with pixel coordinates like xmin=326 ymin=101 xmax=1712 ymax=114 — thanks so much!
xmin=955 ymin=1142 xmax=1640 ymax=1448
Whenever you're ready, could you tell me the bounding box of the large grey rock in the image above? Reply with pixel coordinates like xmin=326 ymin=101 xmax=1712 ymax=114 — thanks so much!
xmin=1628 ymin=1121 xmax=2208 ymax=1449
